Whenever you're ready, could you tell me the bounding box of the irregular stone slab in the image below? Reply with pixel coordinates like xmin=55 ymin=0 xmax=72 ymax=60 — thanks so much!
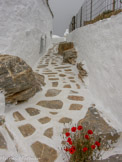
xmin=63 ymin=48 xmax=77 ymax=65
xmin=68 ymin=95 xmax=84 ymax=101
xmin=37 ymin=65 xmax=47 ymax=68
xmin=0 ymin=115 xmax=5 ymax=126
xmin=0 ymin=132 xmax=7 ymax=149
xmin=59 ymin=74 xmax=66 ymax=77
xmin=69 ymin=104 xmax=83 ymax=110
xmin=25 ymin=108 xmax=40 ymax=116
xmin=31 ymin=141 xmax=57 ymax=162
xmin=44 ymin=128 xmax=53 ymax=138
xmin=48 ymin=75 xmax=55 ymax=77
xmin=45 ymin=89 xmax=61 ymax=97
xmin=49 ymin=78 xmax=59 ymax=81
xmin=64 ymin=69 xmax=72 ymax=71
xmin=76 ymin=84 xmax=80 ymax=89
xmin=50 ymin=112 xmax=58 ymax=115
xmin=68 ymin=77 xmax=74 ymax=79
xmin=13 ymin=111 xmax=25 ymax=121
xmin=59 ymin=117 xmax=72 ymax=123
xmin=52 ymin=82 xmax=58 ymax=87
xmin=70 ymin=90 xmax=78 ymax=94
xmin=58 ymin=42 xmax=74 ymax=54
xmin=43 ymin=73 xmax=57 ymax=75
xmin=70 ymin=80 xmax=76 ymax=83
xmin=77 ymin=62 xmax=87 ymax=82
xmin=37 ymin=100 xmax=63 ymax=109
xmin=55 ymin=66 xmax=71 ymax=69
xmin=0 ymin=55 xmax=42 ymax=104
xmin=38 ymin=117 xmax=51 ymax=124
xmin=78 ymin=107 xmax=120 ymax=145
xmin=63 ymin=84 xmax=71 ymax=88
xmin=18 ymin=124 xmax=35 ymax=137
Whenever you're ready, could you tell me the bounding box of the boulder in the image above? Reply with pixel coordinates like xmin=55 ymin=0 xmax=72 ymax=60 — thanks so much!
xmin=77 ymin=62 xmax=87 ymax=82
xmin=0 ymin=55 xmax=44 ymax=104
xmin=78 ymin=107 xmax=120 ymax=146
xmin=63 ymin=48 xmax=77 ymax=65
xmin=58 ymin=42 xmax=74 ymax=54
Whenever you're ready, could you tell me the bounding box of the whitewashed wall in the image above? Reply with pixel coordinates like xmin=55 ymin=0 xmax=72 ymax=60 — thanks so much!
xmin=0 ymin=0 xmax=53 ymax=66
xmin=67 ymin=13 xmax=122 ymax=130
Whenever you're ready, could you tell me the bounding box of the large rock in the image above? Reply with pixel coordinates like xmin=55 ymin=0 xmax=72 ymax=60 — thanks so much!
xmin=58 ymin=42 xmax=74 ymax=54
xmin=63 ymin=48 xmax=77 ymax=65
xmin=0 ymin=55 xmax=44 ymax=104
xmin=78 ymin=107 xmax=120 ymax=145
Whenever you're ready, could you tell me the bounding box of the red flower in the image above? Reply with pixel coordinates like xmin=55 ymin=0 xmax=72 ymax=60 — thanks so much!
xmin=67 ymin=137 xmax=71 ymax=143
xmin=88 ymin=130 xmax=93 ymax=135
xmin=91 ymin=145 xmax=96 ymax=149
xmin=77 ymin=125 xmax=83 ymax=130
xmin=69 ymin=141 xmax=72 ymax=145
xmin=71 ymin=127 xmax=76 ymax=132
xmin=69 ymin=147 xmax=75 ymax=154
xmin=95 ymin=141 xmax=101 ymax=147
xmin=82 ymin=147 xmax=88 ymax=152
xmin=65 ymin=132 xmax=70 ymax=137
xmin=64 ymin=148 xmax=69 ymax=152
xmin=71 ymin=146 xmax=76 ymax=151
xmin=85 ymin=135 xmax=89 ymax=140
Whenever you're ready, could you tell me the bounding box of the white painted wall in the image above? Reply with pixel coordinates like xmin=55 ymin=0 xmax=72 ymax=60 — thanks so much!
xmin=0 ymin=0 xmax=53 ymax=67
xmin=67 ymin=13 xmax=122 ymax=130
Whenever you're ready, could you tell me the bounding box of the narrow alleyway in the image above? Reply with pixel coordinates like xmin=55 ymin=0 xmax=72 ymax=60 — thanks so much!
xmin=0 ymin=44 xmax=104 ymax=161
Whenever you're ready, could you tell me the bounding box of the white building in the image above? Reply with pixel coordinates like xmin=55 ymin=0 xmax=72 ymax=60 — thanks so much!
xmin=0 ymin=0 xmax=53 ymax=66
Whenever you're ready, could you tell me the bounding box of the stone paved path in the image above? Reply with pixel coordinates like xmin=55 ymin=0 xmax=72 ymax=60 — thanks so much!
xmin=0 ymin=45 xmax=109 ymax=162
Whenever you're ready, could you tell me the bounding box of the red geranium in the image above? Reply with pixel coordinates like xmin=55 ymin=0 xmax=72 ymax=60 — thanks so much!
xmin=69 ymin=141 xmax=72 ymax=145
xmin=65 ymin=132 xmax=70 ymax=137
xmin=85 ymin=135 xmax=89 ymax=140
xmin=82 ymin=147 xmax=88 ymax=152
xmin=69 ymin=147 xmax=75 ymax=154
xmin=71 ymin=146 xmax=76 ymax=151
xmin=64 ymin=147 xmax=69 ymax=152
xmin=71 ymin=127 xmax=76 ymax=132
xmin=88 ymin=130 xmax=93 ymax=135
xmin=95 ymin=141 xmax=101 ymax=147
xmin=67 ymin=137 xmax=71 ymax=143
xmin=77 ymin=125 xmax=83 ymax=130
xmin=91 ymin=145 xmax=96 ymax=149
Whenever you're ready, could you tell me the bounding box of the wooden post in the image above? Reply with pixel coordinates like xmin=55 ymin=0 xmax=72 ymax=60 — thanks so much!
xmin=90 ymin=0 xmax=93 ymax=20
xmin=113 ymin=0 xmax=115 ymax=11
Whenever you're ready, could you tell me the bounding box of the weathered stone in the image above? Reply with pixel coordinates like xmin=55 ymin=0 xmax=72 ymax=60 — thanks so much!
xmin=68 ymin=95 xmax=84 ymax=101
xmin=76 ymin=84 xmax=80 ymax=89
xmin=49 ymin=78 xmax=59 ymax=80
xmin=52 ymin=82 xmax=58 ymax=87
xmin=63 ymin=84 xmax=71 ymax=88
xmin=64 ymin=69 xmax=72 ymax=71
xmin=78 ymin=107 xmax=120 ymax=145
xmin=69 ymin=104 xmax=83 ymax=110
xmin=55 ymin=66 xmax=71 ymax=69
xmin=37 ymin=100 xmax=63 ymax=109
xmin=77 ymin=62 xmax=88 ymax=82
xmin=49 ymin=112 xmax=58 ymax=115
xmin=45 ymin=89 xmax=61 ymax=97
xmin=5 ymin=157 xmax=15 ymax=162
xmin=37 ymin=65 xmax=47 ymax=68
xmin=18 ymin=124 xmax=35 ymax=137
xmin=0 ymin=132 xmax=7 ymax=149
xmin=34 ymin=73 xmax=45 ymax=86
xmin=92 ymin=154 xmax=122 ymax=162
xmin=0 ymin=55 xmax=43 ymax=104
xmin=13 ymin=111 xmax=25 ymax=121
xmin=25 ymin=108 xmax=40 ymax=116
xmin=59 ymin=117 xmax=72 ymax=123
xmin=59 ymin=74 xmax=66 ymax=77
xmin=70 ymin=90 xmax=78 ymax=94
xmin=38 ymin=117 xmax=51 ymax=124
xmin=44 ymin=128 xmax=53 ymax=138
xmin=58 ymin=42 xmax=74 ymax=54
xmin=31 ymin=141 xmax=57 ymax=162
xmin=70 ymin=80 xmax=76 ymax=83
xmin=68 ymin=77 xmax=74 ymax=79
xmin=63 ymin=48 xmax=77 ymax=65
xmin=0 ymin=115 xmax=5 ymax=125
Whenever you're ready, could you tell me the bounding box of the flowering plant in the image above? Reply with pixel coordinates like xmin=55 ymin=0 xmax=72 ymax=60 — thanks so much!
xmin=62 ymin=125 xmax=102 ymax=162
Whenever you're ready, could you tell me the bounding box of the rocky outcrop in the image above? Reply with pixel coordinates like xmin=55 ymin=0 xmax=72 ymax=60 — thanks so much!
xmin=58 ymin=42 xmax=74 ymax=54
xmin=78 ymin=107 xmax=120 ymax=146
xmin=0 ymin=55 xmax=44 ymax=104
xmin=77 ymin=62 xmax=87 ymax=82
xmin=63 ymin=48 xmax=77 ymax=65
